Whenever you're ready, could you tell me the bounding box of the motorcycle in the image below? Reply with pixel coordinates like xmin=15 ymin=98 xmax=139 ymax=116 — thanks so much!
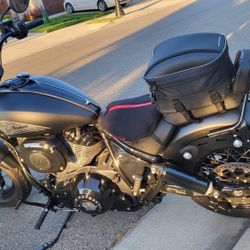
xmin=2 ymin=0 xmax=250 ymax=248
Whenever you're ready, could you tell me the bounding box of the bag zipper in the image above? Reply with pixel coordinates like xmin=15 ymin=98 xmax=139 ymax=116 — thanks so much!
xmin=145 ymin=46 xmax=230 ymax=85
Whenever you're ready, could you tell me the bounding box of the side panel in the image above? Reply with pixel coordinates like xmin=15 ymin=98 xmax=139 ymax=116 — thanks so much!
xmin=163 ymin=105 xmax=244 ymax=172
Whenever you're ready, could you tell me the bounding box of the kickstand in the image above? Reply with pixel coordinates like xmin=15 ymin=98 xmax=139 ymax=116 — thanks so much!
xmin=35 ymin=211 xmax=75 ymax=250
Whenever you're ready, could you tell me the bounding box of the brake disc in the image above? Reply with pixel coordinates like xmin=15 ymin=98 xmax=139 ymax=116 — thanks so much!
xmin=213 ymin=162 xmax=250 ymax=183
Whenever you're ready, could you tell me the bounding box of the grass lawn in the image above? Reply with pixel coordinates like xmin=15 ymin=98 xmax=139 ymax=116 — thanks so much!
xmin=30 ymin=12 xmax=108 ymax=33
xmin=88 ymin=17 xmax=118 ymax=24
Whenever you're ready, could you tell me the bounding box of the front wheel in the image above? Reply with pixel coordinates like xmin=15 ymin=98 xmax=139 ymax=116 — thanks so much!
xmin=0 ymin=165 xmax=31 ymax=207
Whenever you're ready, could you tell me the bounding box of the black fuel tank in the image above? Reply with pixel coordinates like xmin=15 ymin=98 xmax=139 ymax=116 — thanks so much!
xmin=0 ymin=75 xmax=100 ymax=137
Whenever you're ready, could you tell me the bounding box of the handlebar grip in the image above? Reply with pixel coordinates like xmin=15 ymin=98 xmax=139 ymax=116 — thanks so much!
xmin=25 ymin=18 xmax=44 ymax=30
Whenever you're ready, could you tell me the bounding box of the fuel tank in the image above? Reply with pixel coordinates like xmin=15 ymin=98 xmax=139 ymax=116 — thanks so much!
xmin=0 ymin=74 xmax=101 ymax=137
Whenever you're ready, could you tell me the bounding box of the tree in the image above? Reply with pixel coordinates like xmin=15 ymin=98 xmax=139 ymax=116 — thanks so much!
xmin=115 ymin=0 xmax=124 ymax=18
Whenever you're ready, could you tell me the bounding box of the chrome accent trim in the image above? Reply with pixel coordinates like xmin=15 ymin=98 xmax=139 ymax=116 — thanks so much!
xmin=204 ymin=182 xmax=214 ymax=196
xmin=0 ymin=121 xmax=50 ymax=136
xmin=0 ymin=90 xmax=99 ymax=116
xmin=37 ymin=80 xmax=100 ymax=109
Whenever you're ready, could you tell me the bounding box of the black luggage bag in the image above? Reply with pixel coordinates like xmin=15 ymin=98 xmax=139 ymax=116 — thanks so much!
xmin=144 ymin=33 xmax=249 ymax=125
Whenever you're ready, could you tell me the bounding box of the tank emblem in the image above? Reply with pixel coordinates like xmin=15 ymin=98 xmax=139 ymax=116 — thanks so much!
xmin=0 ymin=121 xmax=50 ymax=136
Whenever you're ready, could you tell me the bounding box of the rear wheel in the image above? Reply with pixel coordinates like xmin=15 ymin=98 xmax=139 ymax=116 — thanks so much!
xmin=65 ymin=3 xmax=75 ymax=14
xmin=0 ymin=165 xmax=31 ymax=207
xmin=98 ymin=0 xmax=108 ymax=12
xmin=193 ymin=196 xmax=250 ymax=217
xmin=193 ymin=147 xmax=250 ymax=217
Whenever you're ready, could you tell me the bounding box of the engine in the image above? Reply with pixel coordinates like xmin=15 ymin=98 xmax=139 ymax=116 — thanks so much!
xmin=75 ymin=175 xmax=118 ymax=214
xmin=64 ymin=126 xmax=104 ymax=167
xmin=18 ymin=126 xmax=143 ymax=212
xmin=18 ymin=126 xmax=104 ymax=173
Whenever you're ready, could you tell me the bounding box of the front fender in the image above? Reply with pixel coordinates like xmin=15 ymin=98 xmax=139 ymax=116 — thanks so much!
xmin=0 ymin=139 xmax=20 ymax=171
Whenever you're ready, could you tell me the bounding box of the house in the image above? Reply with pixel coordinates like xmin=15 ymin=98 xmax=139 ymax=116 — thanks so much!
xmin=0 ymin=0 xmax=8 ymax=14
xmin=38 ymin=0 xmax=64 ymax=15
xmin=0 ymin=0 xmax=65 ymax=16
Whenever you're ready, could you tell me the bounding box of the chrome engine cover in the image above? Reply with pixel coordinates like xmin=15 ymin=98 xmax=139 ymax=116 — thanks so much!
xmin=19 ymin=137 xmax=69 ymax=173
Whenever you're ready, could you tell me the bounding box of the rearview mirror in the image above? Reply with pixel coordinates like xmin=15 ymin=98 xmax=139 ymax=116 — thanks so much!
xmin=9 ymin=0 xmax=30 ymax=13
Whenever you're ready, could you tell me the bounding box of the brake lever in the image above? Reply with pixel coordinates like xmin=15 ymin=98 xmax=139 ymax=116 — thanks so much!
xmin=0 ymin=31 xmax=12 ymax=44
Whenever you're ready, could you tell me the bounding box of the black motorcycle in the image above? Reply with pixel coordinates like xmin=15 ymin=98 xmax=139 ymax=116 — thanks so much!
xmin=2 ymin=0 xmax=250 ymax=248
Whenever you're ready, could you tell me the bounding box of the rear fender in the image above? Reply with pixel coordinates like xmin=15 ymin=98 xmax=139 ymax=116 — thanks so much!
xmin=163 ymin=105 xmax=243 ymax=172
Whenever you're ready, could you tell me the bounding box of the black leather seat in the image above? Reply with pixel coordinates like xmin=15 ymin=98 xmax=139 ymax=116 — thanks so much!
xmin=98 ymin=95 xmax=175 ymax=155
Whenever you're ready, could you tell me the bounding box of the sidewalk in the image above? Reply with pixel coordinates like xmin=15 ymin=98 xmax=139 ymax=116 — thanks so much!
xmin=113 ymin=195 xmax=248 ymax=250
xmin=3 ymin=0 xmax=193 ymax=64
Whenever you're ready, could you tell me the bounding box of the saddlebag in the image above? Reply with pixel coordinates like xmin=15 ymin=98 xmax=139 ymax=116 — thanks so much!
xmin=144 ymin=33 xmax=248 ymax=125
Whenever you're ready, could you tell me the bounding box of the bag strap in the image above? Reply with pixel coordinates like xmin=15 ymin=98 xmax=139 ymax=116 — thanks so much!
xmin=209 ymin=91 xmax=226 ymax=113
xmin=173 ymin=99 xmax=200 ymax=123
xmin=149 ymin=83 xmax=157 ymax=102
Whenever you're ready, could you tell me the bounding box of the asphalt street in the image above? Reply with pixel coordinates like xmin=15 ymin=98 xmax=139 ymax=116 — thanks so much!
xmin=2 ymin=0 xmax=250 ymax=249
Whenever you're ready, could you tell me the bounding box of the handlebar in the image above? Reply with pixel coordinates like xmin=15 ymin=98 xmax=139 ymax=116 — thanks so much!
xmin=25 ymin=18 xmax=44 ymax=30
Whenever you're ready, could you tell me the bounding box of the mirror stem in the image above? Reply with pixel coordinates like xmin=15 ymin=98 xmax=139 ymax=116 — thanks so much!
xmin=0 ymin=6 xmax=11 ymax=22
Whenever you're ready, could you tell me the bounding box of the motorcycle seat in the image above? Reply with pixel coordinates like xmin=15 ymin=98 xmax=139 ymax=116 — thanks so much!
xmin=98 ymin=95 xmax=175 ymax=155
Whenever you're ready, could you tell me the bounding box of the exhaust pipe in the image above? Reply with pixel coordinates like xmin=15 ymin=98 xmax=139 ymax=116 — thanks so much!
xmin=152 ymin=164 xmax=214 ymax=196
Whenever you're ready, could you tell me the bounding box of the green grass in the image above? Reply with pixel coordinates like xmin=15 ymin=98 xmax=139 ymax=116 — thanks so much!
xmin=88 ymin=17 xmax=118 ymax=24
xmin=30 ymin=12 xmax=107 ymax=33
xmin=3 ymin=15 xmax=11 ymax=20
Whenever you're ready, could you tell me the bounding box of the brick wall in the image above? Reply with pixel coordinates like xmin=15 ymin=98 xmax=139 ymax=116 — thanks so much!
xmin=42 ymin=0 xmax=64 ymax=15
xmin=0 ymin=0 xmax=8 ymax=14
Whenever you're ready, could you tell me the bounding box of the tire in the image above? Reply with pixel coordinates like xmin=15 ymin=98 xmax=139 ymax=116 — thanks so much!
xmin=65 ymin=3 xmax=75 ymax=14
xmin=0 ymin=165 xmax=31 ymax=207
xmin=98 ymin=0 xmax=108 ymax=12
xmin=192 ymin=147 xmax=250 ymax=218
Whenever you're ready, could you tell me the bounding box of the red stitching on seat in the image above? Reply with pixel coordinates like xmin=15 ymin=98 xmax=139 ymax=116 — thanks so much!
xmin=112 ymin=134 xmax=126 ymax=141
xmin=108 ymin=102 xmax=153 ymax=112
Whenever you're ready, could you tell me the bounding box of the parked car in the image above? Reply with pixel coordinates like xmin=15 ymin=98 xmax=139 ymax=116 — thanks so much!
xmin=64 ymin=0 xmax=132 ymax=13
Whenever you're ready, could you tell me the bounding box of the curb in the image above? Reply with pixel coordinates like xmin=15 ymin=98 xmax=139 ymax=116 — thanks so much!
xmin=232 ymin=222 xmax=250 ymax=250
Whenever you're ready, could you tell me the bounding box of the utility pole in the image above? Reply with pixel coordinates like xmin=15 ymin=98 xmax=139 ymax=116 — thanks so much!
xmin=115 ymin=0 xmax=124 ymax=18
